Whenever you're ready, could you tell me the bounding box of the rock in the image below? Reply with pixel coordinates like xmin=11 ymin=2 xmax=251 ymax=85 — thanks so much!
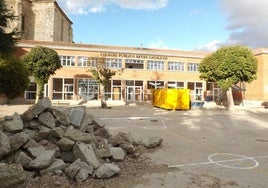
xmin=92 ymin=117 xmax=105 ymax=128
xmin=70 ymin=107 xmax=85 ymax=127
xmin=3 ymin=112 xmax=24 ymax=132
xmin=60 ymin=151 xmax=76 ymax=163
xmin=22 ymin=138 xmax=39 ymax=149
xmin=0 ymin=98 xmax=164 ymax=183
xmin=95 ymin=136 xmax=110 ymax=149
xmin=40 ymin=159 xmax=66 ymax=175
xmin=95 ymin=163 xmax=121 ymax=179
xmin=27 ymin=146 xmax=46 ymax=158
xmin=118 ymin=132 xmax=134 ymax=144
xmin=14 ymin=150 xmax=32 ymax=169
xmin=38 ymin=111 xmax=56 ymax=129
xmin=44 ymin=142 xmax=61 ymax=158
xmin=29 ymin=150 xmax=56 ymax=170
xmin=109 ymin=147 xmax=126 ymax=161
xmin=28 ymin=120 xmax=41 ymax=129
xmin=0 ymin=131 xmax=10 ymax=159
xmin=80 ymin=113 xmax=93 ymax=127
xmin=64 ymin=159 xmax=93 ymax=182
xmin=50 ymin=127 xmax=64 ymax=139
xmin=50 ymin=106 xmax=70 ymax=126
xmin=73 ymin=143 xmax=99 ymax=169
xmin=95 ymin=148 xmax=112 ymax=158
xmin=22 ymin=98 xmax=51 ymax=121
xmin=0 ymin=163 xmax=26 ymax=188
xmin=119 ymin=143 xmax=135 ymax=154
xmin=65 ymin=129 xmax=95 ymax=143
xmin=94 ymin=127 xmax=111 ymax=139
xmin=141 ymin=136 xmax=163 ymax=148
xmin=35 ymin=125 xmax=51 ymax=141
xmin=108 ymin=134 xmax=123 ymax=146
xmin=9 ymin=132 xmax=30 ymax=151
xmin=56 ymin=137 xmax=75 ymax=151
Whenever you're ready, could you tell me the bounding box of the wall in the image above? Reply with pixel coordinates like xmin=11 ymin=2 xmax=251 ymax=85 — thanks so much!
xmin=4 ymin=0 xmax=73 ymax=42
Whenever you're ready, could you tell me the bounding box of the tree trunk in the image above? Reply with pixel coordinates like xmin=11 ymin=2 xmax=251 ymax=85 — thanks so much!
xmin=226 ymin=87 xmax=234 ymax=111
xmin=35 ymin=83 xmax=41 ymax=103
xmin=100 ymin=84 xmax=107 ymax=108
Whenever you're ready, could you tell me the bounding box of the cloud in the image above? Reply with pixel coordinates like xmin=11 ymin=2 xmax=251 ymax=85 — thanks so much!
xmin=57 ymin=0 xmax=168 ymax=14
xmin=147 ymin=38 xmax=169 ymax=49
xmin=189 ymin=8 xmax=209 ymax=16
xmin=220 ymin=0 xmax=268 ymax=48
xmin=195 ymin=40 xmax=222 ymax=52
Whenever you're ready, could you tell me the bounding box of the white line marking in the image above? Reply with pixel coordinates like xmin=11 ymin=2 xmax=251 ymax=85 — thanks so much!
xmin=168 ymin=153 xmax=268 ymax=170
xmin=100 ymin=116 xmax=167 ymax=130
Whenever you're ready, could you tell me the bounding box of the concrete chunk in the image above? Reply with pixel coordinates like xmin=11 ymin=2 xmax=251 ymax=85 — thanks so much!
xmin=3 ymin=112 xmax=24 ymax=132
xmin=73 ymin=143 xmax=99 ymax=169
xmin=0 ymin=131 xmax=11 ymax=159
xmin=22 ymin=98 xmax=51 ymax=121
xmin=38 ymin=112 xmax=56 ymax=129
xmin=29 ymin=150 xmax=56 ymax=170
xmin=70 ymin=107 xmax=85 ymax=127
xmin=95 ymin=163 xmax=121 ymax=179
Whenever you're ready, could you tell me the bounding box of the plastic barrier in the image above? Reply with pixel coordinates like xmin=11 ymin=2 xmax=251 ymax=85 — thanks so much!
xmin=152 ymin=89 xmax=190 ymax=110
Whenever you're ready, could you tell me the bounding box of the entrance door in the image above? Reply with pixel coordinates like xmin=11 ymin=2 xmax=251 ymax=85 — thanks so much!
xmin=126 ymin=86 xmax=143 ymax=101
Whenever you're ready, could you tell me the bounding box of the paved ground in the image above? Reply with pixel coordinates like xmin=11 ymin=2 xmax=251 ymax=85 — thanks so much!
xmin=87 ymin=103 xmax=268 ymax=188
xmin=1 ymin=102 xmax=268 ymax=187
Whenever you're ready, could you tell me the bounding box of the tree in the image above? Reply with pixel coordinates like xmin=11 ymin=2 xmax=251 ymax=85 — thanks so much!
xmin=22 ymin=46 xmax=61 ymax=102
xmin=199 ymin=45 xmax=258 ymax=110
xmin=0 ymin=0 xmax=19 ymax=57
xmin=88 ymin=58 xmax=123 ymax=108
xmin=0 ymin=56 xmax=29 ymax=100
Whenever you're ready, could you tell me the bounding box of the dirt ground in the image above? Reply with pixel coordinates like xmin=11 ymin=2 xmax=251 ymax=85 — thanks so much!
xmin=0 ymin=104 xmax=175 ymax=188
xmin=1 ymin=103 xmax=268 ymax=188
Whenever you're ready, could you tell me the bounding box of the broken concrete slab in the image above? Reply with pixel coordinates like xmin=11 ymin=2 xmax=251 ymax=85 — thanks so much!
xmin=72 ymin=143 xmax=99 ymax=169
xmin=29 ymin=150 xmax=56 ymax=170
xmin=95 ymin=163 xmax=121 ymax=179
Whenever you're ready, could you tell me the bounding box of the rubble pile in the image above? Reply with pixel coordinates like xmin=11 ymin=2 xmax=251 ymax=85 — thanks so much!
xmin=0 ymin=98 xmax=163 ymax=188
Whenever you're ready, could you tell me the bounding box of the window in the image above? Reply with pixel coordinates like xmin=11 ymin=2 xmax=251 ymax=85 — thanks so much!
xmin=168 ymin=61 xmax=184 ymax=71
xmin=78 ymin=56 xmax=89 ymax=67
xmin=24 ymin=82 xmax=36 ymax=99
xmin=60 ymin=56 xmax=75 ymax=66
xmin=125 ymin=59 xmax=144 ymax=69
xmin=52 ymin=78 xmax=74 ymax=100
xmin=147 ymin=60 xmax=164 ymax=70
xmin=105 ymin=58 xmax=122 ymax=68
xmin=188 ymin=63 xmax=199 ymax=72
xmin=78 ymin=79 xmax=98 ymax=100
xmin=187 ymin=82 xmax=203 ymax=101
xmin=147 ymin=81 xmax=164 ymax=89
xmin=167 ymin=81 xmax=184 ymax=88
xmin=105 ymin=80 xmax=122 ymax=100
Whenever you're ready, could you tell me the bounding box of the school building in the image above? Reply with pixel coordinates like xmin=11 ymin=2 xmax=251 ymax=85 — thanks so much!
xmin=10 ymin=40 xmax=268 ymax=105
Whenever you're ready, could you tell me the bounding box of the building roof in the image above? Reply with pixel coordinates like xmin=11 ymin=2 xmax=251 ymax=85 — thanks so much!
xmin=17 ymin=40 xmax=209 ymax=59
xmin=253 ymin=48 xmax=268 ymax=56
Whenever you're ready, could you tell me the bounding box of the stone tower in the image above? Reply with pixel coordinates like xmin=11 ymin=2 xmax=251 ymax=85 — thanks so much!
xmin=4 ymin=0 xmax=73 ymax=42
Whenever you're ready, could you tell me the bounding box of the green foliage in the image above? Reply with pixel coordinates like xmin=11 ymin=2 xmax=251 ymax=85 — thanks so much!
xmin=199 ymin=45 xmax=257 ymax=90
xmin=0 ymin=56 xmax=29 ymax=99
xmin=0 ymin=0 xmax=19 ymax=56
xmin=22 ymin=46 xmax=61 ymax=97
xmin=87 ymin=57 xmax=122 ymax=108
xmin=90 ymin=67 xmax=116 ymax=87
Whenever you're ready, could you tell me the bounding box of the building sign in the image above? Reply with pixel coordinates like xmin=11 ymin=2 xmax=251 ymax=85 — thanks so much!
xmin=99 ymin=52 xmax=168 ymax=60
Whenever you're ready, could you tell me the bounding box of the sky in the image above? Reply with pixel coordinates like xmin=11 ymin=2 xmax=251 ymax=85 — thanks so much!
xmin=57 ymin=0 xmax=268 ymax=52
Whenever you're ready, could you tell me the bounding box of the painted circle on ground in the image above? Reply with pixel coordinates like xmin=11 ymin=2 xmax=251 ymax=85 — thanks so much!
xmin=208 ymin=153 xmax=259 ymax=170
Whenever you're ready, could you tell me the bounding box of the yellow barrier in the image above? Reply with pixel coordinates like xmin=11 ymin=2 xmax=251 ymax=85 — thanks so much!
xmin=152 ymin=89 xmax=190 ymax=110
